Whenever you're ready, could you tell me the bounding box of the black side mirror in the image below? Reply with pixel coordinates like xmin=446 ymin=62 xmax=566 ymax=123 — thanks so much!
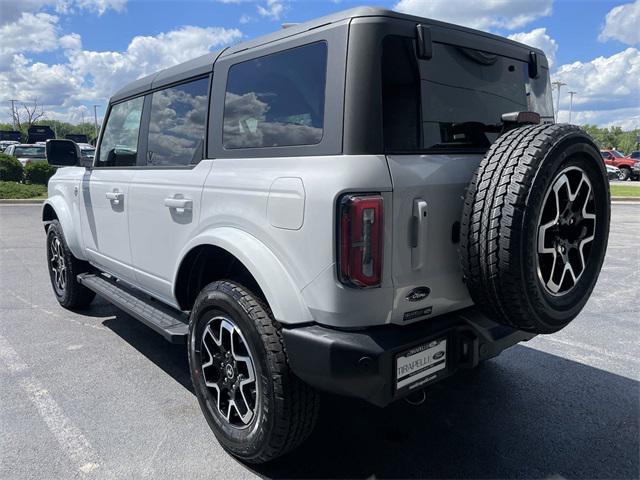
xmin=46 ymin=139 xmax=81 ymax=167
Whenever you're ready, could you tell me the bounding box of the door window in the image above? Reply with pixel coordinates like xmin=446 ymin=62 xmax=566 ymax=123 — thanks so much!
xmin=146 ymin=77 xmax=209 ymax=166
xmin=97 ymin=96 xmax=144 ymax=167
xmin=223 ymin=42 xmax=327 ymax=149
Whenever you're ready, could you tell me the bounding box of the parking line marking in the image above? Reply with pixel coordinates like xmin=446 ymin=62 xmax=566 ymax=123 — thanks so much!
xmin=0 ymin=333 xmax=103 ymax=477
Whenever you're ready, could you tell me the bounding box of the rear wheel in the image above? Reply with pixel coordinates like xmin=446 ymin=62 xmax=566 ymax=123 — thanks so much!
xmin=46 ymin=220 xmax=95 ymax=309
xmin=188 ymin=280 xmax=319 ymax=463
xmin=460 ymin=124 xmax=610 ymax=334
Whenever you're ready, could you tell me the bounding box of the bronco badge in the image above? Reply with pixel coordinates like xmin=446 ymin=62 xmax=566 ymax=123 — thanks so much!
xmin=405 ymin=286 xmax=431 ymax=302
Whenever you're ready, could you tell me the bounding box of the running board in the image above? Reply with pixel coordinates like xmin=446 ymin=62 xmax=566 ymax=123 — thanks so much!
xmin=77 ymin=273 xmax=189 ymax=344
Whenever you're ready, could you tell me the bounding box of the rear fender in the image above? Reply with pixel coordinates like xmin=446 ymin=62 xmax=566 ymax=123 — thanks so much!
xmin=175 ymin=227 xmax=312 ymax=325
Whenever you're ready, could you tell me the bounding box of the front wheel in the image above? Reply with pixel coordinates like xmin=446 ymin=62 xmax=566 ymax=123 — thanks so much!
xmin=188 ymin=280 xmax=319 ymax=464
xmin=46 ymin=220 xmax=95 ymax=309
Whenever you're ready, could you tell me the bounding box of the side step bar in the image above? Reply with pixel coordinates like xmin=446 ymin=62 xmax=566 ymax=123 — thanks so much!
xmin=77 ymin=273 xmax=189 ymax=344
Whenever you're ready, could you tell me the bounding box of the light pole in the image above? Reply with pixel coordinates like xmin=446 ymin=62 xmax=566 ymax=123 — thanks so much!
xmin=568 ymin=91 xmax=577 ymax=124
xmin=551 ymin=80 xmax=566 ymax=123
xmin=9 ymin=99 xmax=19 ymax=129
xmin=93 ymin=105 xmax=99 ymax=140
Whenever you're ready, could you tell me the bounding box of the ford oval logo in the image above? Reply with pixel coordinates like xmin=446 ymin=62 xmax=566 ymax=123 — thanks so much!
xmin=433 ymin=351 xmax=445 ymax=360
xmin=405 ymin=287 xmax=431 ymax=302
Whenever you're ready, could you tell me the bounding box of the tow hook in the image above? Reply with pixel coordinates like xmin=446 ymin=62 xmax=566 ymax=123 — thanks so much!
xmin=404 ymin=389 xmax=426 ymax=406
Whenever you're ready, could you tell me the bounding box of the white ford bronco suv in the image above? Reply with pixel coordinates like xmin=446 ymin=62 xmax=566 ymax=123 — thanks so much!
xmin=43 ymin=7 xmax=610 ymax=463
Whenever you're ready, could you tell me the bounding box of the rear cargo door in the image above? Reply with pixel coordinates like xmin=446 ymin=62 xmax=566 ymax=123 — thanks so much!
xmin=382 ymin=32 xmax=551 ymax=324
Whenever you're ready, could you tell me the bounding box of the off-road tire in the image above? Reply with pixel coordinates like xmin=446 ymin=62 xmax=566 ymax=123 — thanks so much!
xmin=46 ymin=220 xmax=95 ymax=309
xmin=460 ymin=124 xmax=610 ymax=334
xmin=188 ymin=280 xmax=319 ymax=463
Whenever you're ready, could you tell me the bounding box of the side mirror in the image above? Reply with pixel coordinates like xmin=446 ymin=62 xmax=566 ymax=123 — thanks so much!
xmin=46 ymin=139 xmax=81 ymax=167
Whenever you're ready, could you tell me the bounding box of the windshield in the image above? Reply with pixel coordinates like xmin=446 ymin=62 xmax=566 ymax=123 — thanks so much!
xmin=14 ymin=146 xmax=45 ymax=157
xmin=612 ymin=150 xmax=624 ymax=158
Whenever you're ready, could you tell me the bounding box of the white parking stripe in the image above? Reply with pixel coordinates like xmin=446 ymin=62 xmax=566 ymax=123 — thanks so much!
xmin=0 ymin=333 xmax=103 ymax=476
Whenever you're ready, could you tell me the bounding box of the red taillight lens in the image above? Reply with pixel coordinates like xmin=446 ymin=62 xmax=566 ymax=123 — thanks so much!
xmin=338 ymin=194 xmax=383 ymax=288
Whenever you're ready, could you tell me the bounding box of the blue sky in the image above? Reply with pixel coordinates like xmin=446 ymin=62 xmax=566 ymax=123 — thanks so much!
xmin=1 ymin=0 xmax=638 ymax=128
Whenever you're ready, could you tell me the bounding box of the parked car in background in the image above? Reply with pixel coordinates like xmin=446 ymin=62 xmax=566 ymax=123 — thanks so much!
xmin=606 ymin=164 xmax=622 ymax=180
xmin=4 ymin=144 xmax=46 ymax=166
xmin=77 ymin=143 xmax=96 ymax=167
xmin=0 ymin=140 xmax=19 ymax=152
xmin=600 ymin=149 xmax=639 ymax=180
xmin=629 ymin=151 xmax=640 ymax=160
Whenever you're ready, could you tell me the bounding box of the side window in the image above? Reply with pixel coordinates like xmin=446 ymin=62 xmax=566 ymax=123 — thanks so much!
xmin=97 ymin=96 xmax=144 ymax=167
xmin=223 ymin=42 xmax=327 ymax=149
xmin=146 ymin=77 xmax=209 ymax=166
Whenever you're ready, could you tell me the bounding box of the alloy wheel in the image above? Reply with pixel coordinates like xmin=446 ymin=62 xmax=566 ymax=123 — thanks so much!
xmin=49 ymin=236 xmax=67 ymax=294
xmin=200 ymin=316 xmax=257 ymax=428
xmin=537 ymin=166 xmax=596 ymax=296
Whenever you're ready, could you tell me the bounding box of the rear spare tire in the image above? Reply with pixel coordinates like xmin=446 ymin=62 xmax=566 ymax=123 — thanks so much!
xmin=460 ymin=124 xmax=610 ymax=334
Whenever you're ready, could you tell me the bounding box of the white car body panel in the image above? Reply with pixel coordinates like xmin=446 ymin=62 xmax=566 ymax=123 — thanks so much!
xmin=128 ymin=161 xmax=213 ymax=302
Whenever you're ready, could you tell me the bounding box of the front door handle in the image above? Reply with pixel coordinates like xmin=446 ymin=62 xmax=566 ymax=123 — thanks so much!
xmin=164 ymin=197 xmax=193 ymax=210
xmin=105 ymin=190 xmax=124 ymax=204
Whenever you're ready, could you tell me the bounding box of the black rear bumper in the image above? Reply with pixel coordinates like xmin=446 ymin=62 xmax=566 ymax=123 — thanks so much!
xmin=282 ymin=308 xmax=535 ymax=407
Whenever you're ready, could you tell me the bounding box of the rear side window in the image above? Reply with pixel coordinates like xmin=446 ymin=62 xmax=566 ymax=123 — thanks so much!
xmin=98 ymin=96 xmax=144 ymax=167
xmin=223 ymin=42 xmax=327 ymax=149
xmin=146 ymin=77 xmax=209 ymax=166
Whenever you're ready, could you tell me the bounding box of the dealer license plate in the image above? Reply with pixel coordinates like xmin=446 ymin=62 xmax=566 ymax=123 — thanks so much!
xmin=395 ymin=338 xmax=447 ymax=390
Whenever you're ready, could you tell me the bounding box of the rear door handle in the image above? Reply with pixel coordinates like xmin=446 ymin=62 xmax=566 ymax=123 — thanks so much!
xmin=105 ymin=190 xmax=124 ymax=203
xmin=164 ymin=197 xmax=193 ymax=210
xmin=411 ymin=199 xmax=428 ymax=270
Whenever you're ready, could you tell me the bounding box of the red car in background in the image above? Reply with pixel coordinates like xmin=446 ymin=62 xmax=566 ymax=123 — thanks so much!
xmin=600 ymin=149 xmax=640 ymax=180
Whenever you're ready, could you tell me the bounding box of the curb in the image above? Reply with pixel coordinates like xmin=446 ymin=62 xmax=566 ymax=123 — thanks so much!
xmin=0 ymin=199 xmax=45 ymax=204
xmin=611 ymin=196 xmax=640 ymax=202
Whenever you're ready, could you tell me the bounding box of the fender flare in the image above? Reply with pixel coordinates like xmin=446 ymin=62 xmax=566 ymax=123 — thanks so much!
xmin=42 ymin=197 xmax=86 ymax=260
xmin=174 ymin=227 xmax=313 ymax=325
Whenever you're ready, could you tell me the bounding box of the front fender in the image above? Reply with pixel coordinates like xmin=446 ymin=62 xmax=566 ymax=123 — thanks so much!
xmin=42 ymin=196 xmax=86 ymax=260
xmin=175 ymin=227 xmax=313 ymax=325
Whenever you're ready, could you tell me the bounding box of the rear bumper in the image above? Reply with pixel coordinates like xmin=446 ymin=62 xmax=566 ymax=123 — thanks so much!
xmin=282 ymin=307 xmax=535 ymax=407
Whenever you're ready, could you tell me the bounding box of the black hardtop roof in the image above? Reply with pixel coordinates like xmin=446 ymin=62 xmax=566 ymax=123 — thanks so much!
xmin=110 ymin=6 xmax=547 ymax=103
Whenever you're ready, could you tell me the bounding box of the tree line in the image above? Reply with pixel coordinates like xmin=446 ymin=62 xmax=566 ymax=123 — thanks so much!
xmin=1 ymin=117 xmax=638 ymax=154
xmin=0 ymin=120 xmax=100 ymax=144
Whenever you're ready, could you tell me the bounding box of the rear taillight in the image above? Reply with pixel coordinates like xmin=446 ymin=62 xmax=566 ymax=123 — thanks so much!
xmin=338 ymin=194 xmax=383 ymax=288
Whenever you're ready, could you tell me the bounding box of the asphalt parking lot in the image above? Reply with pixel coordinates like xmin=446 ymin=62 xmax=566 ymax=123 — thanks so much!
xmin=0 ymin=204 xmax=638 ymax=479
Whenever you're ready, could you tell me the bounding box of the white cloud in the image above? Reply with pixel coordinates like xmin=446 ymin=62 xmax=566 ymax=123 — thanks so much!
xmin=393 ymin=0 xmax=552 ymax=31
xmin=558 ymin=107 xmax=640 ymax=130
xmin=0 ymin=54 xmax=81 ymax=107
xmin=508 ymin=28 xmax=557 ymax=67
xmin=552 ymin=48 xmax=640 ymax=128
xmin=599 ymin=0 xmax=640 ymax=46
xmin=0 ymin=13 xmax=59 ymax=57
xmin=0 ymin=24 xmax=242 ymax=125
xmin=0 ymin=0 xmax=126 ymax=24
xmin=257 ymin=0 xmax=285 ymax=20
xmin=66 ymin=26 xmax=242 ymax=102
xmin=239 ymin=14 xmax=253 ymax=24
xmin=59 ymin=33 xmax=82 ymax=51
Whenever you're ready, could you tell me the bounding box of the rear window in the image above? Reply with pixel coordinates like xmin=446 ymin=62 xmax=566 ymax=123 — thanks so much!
xmin=223 ymin=42 xmax=327 ymax=149
xmin=382 ymin=36 xmax=553 ymax=153
xmin=13 ymin=146 xmax=45 ymax=157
